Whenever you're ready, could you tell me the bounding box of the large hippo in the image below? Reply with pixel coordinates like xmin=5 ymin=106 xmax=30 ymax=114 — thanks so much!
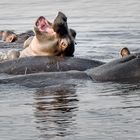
xmin=88 ymin=54 xmax=140 ymax=82
xmin=1 ymin=13 xmax=140 ymax=83
xmin=0 ymin=56 xmax=104 ymax=75
xmin=0 ymin=54 xmax=140 ymax=83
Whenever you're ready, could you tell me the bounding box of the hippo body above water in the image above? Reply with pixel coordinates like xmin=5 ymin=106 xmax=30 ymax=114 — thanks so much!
xmin=0 ymin=12 xmax=140 ymax=83
xmin=0 ymin=56 xmax=104 ymax=75
xmin=20 ymin=12 xmax=76 ymax=58
xmin=88 ymin=54 xmax=140 ymax=82
xmin=0 ymin=30 xmax=34 ymax=43
xmin=0 ymin=54 xmax=140 ymax=84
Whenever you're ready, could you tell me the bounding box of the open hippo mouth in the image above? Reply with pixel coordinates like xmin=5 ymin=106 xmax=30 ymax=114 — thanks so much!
xmin=41 ymin=24 xmax=46 ymax=30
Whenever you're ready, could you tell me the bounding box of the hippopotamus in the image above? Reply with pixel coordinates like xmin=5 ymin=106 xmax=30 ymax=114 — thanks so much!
xmin=1 ymin=13 xmax=140 ymax=83
xmin=20 ymin=12 xmax=76 ymax=58
xmin=1 ymin=26 xmax=140 ymax=83
xmin=0 ymin=56 xmax=104 ymax=75
xmin=0 ymin=71 xmax=91 ymax=88
xmin=88 ymin=54 xmax=140 ymax=82
xmin=0 ymin=30 xmax=34 ymax=43
xmin=0 ymin=11 xmax=76 ymax=61
xmin=0 ymin=30 xmax=17 ymax=42
xmin=0 ymin=53 xmax=140 ymax=83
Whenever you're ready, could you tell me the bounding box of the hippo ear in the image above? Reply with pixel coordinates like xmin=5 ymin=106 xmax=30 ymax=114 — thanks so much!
xmin=6 ymin=34 xmax=17 ymax=42
xmin=120 ymin=47 xmax=130 ymax=57
xmin=33 ymin=26 xmax=42 ymax=40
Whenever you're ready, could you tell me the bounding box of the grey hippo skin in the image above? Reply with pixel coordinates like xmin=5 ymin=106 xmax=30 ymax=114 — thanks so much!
xmin=87 ymin=54 xmax=140 ymax=82
xmin=0 ymin=56 xmax=104 ymax=75
xmin=0 ymin=54 xmax=140 ymax=84
xmin=0 ymin=71 xmax=91 ymax=88
xmin=16 ymin=30 xmax=34 ymax=43
xmin=0 ymin=30 xmax=34 ymax=43
xmin=53 ymin=11 xmax=76 ymax=56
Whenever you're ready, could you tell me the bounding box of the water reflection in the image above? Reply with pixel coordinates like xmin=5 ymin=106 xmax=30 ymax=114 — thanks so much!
xmin=33 ymin=84 xmax=78 ymax=139
xmin=99 ymin=82 xmax=140 ymax=96
xmin=96 ymin=82 xmax=140 ymax=111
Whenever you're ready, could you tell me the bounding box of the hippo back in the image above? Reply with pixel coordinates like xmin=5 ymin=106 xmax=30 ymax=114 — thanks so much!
xmin=0 ymin=56 xmax=104 ymax=75
xmin=87 ymin=54 xmax=140 ymax=82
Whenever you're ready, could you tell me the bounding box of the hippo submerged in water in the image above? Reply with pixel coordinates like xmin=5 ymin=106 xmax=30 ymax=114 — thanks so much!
xmin=0 ymin=12 xmax=140 ymax=83
xmin=0 ymin=52 xmax=140 ymax=83
xmin=0 ymin=56 xmax=104 ymax=75
xmin=20 ymin=12 xmax=76 ymax=58
xmin=0 ymin=11 xmax=76 ymax=60
xmin=0 ymin=30 xmax=34 ymax=43
xmin=87 ymin=53 xmax=140 ymax=82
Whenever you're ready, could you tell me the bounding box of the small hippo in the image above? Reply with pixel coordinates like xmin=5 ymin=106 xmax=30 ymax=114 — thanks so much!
xmin=19 ymin=27 xmax=67 ymax=57
xmin=20 ymin=12 xmax=76 ymax=57
xmin=0 ymin=30 xmax=17 ymax=42
xmin=0 ymin=30 xmax=34 ymax=43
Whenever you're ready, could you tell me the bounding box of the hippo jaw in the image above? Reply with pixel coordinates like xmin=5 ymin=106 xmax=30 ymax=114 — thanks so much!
xmin=33 ymin=27 xmax=56 ymax=42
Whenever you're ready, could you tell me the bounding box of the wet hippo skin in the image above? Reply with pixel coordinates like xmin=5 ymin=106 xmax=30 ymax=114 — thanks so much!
xmin=0 ymin=56 xmax=104 ymax=75
xmin=0 ymin=71 xmax=91 ymax=88
xmin=88 ymin=54 xmax=140 ymax=82
xmin=0 ymin=30 xmax=34 ymax=43
xmin=0 ymin=55 xmax=140 ymax=83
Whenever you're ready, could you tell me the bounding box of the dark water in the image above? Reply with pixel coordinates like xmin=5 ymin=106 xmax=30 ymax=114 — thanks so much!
xmin=0 ymin=0 xmax=140 ymax=140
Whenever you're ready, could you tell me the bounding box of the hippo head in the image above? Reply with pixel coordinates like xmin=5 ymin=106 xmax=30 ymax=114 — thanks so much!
xmin=52 ymin=12 xmax=76 ymax=56
xmin=33 ymin=12 xmax=76 ymax=57
xmin=2 ymin=31 xmax=17 ymax=42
